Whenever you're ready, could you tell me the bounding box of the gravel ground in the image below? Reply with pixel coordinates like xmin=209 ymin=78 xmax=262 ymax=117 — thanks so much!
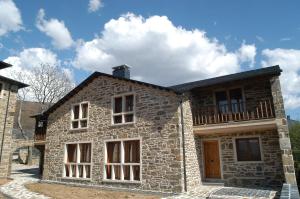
xmin=26 ymin=183 xmax=161 ymax=199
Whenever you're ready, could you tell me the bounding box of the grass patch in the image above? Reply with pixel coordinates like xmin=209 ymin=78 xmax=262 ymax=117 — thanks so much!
xmin=25 ymin=183 xmax=161 ymax=199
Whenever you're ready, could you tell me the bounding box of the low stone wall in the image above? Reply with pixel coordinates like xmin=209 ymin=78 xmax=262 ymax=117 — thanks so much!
xmin=195 ymin=129 xmax=285 ymax=189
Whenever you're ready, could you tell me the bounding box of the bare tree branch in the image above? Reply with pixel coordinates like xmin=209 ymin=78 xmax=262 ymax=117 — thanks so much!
xmin=29 ymin=63 xmax=74 ymax=108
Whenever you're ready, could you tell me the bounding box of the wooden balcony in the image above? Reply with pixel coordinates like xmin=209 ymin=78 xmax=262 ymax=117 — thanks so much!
xmin=34 ymin=133 xmax=46 ymax=144
xmin=192 ymin=99 xmax=275 ymax=126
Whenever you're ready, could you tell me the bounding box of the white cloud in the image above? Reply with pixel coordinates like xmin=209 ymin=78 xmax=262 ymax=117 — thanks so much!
xmin=73 ymin=13 xmax=256 ymax=85
xmin=88 ymin=0 xmax=103 ymax=12
xmin=237 ymin=42 xmax=256 ymax=67
xmin=0 ymin=48 xmax=59 ymax=100
xmin=0 ymin=0 xmax=23 ymax=36
xmin=0 ymin=47 xmax=75 ymax=101
xmin=262 ymin=48 xmax=300 ymax=109
xmin=36 ymin=9 xmax=74 ymax=49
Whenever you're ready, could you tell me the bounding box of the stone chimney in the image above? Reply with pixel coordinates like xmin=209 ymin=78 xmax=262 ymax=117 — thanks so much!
xmin=112 ymin=65 xmax=130 ymax=79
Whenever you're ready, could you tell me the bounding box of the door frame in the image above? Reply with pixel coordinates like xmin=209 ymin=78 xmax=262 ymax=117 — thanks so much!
xmin=201 ymin=138 xmax=224 ymax=179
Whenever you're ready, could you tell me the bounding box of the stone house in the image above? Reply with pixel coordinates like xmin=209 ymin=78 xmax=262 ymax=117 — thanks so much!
xmin=35 ymin=65 xmax=297 ymax=193
xmin=0 ymin=61 xmax=28 ymax=178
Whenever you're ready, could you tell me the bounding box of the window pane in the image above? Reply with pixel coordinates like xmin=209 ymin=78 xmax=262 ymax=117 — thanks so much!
xmin=125 ymin=114 xmax=133 ymax=123
xmin=236 ymin=138 xmax=261 ymax=161
xmin=124 ymin=140 xmax=140 ymax=163
xmin=230 ymin=88 xmax=244 ymax=113
xmin=71 ymin=165 xmax=76 ymax=177
xmin=80 ymin=143 xmax=91 ymax=163
xmin=114 ymin=97 xmax=122 ymax=113
xmin=78 ymin=165 xmax=83 ymax=178
xmin=81 ymin=103 xmax=88 ymax=118
xmin=114 ymin=165 xmax=121 ymax=180
xmin=124 ymin=165 xmax=130 ymax=180
xmin=67 ymin=144 xmax=77 ymax=163
xmin=80 ymin=120 xmax=87 ymax=128
xmin=107 ymin=142 xmax=121 ymax=163
xmin=72 ymin=121 xmax=79 ymax=129
xmin=113 ymin=115 xmax=122 ymax=124
xmin=133 ymin=166 xmax=140 ymax=181
xmin=106 ymin=165 xmax=112 ymax=179
xmin=38 ymin=121 xmax=44 ymax=128
xmin=85 ymin=165 xmax=91 ymax=178
xmin=215 ymin=91 xmax=228 ymax=113
xmin=125 ymin=95 xmax=134 ymax=112
xmin=65 ymin=165 xmax=70 ymax=177
xmin=73 ymin=105 xmax=80 ymax=119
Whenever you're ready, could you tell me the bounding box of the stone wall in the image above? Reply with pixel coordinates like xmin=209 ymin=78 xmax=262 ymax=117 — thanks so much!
xmin=195 ymin=130 xmax=285 ymax=189
xmin=43 ymin=76 xmax=184 ymax=193
xmin=180 ymin=94 xmax=202 ymax=191
xmin=0 ymin=83 xmax=18 ymax=178
xmin=270 ymin=76 xmax=297 ymax=185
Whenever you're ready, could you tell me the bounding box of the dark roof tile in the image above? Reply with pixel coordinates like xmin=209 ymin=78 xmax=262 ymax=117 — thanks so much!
xmin=169 ymin=65 xmax=282 ymax=92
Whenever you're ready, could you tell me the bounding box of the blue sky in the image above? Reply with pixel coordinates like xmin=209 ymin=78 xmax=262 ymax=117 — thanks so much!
xmin=0 ymin=0 xmax=300 ymax=119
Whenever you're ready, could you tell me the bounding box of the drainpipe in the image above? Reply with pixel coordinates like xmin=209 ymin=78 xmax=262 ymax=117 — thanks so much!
xmin=180 ymin=97 xmax=187 ymax=192
xmin=0 ymin=84 xmax=12 ymax=163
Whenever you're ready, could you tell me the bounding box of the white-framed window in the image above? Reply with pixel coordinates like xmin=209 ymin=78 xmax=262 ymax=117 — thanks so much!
xmin=63 ymin=142 xmax=92 ymax=179
xmin=104 ymin=138 xmax=141 ymax=182
xmin=234 ymin=137 xmax=262 ymax=162
xmin=71 ymin=102 xmax=89 ymax=129
xmin=112 ymin=93 xmax=135 ymax=125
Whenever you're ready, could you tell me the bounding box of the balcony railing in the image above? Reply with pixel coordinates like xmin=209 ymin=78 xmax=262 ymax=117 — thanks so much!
xmin=192 ymin=99 xmax=275 ymax=126
xmin=34 ymin=133 xmax=46 ymax=142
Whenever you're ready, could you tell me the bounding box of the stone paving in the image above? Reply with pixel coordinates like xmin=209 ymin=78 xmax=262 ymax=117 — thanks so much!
xmin=0 ymin=164 xmax=278 ymax=199
xmin=0 ymin=164 xmax=50 ymax=199
xmin=163 ymin=186 xmax=277 ymax=199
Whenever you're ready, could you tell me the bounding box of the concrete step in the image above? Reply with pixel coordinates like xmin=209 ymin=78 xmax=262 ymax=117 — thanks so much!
xmin=202 ymin=180 xmax=225 ymax=186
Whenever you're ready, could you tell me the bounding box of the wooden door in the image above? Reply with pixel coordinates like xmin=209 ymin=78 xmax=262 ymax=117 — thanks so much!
xmin=203 ymin=140 xmax=221 ymax=179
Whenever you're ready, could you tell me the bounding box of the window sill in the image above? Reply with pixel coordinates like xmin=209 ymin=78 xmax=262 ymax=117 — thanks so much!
xmin=235 ymin=160 xmax=264 ymax=164
xmin=110 ymin=122 xmax=135 ymax=127
xmin=69 ymin=128 xmax=88 ymax=132
xmin=61 ymin=177 xmax=91 ymax=181
xmin=103 ymin=179 xmax=141 ymax=184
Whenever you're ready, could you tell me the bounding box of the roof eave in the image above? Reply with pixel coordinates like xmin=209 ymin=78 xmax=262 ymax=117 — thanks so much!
xmin=0 ymin=61 xmax=12 ymax=70
xmin=43 ymin=72 xmax=179 ymax=116
xmin=0 ymin=75 xmax=29 ymax=88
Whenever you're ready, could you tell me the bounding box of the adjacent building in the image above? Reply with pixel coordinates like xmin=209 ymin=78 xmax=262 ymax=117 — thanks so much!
xmin=34 ymin=65 xmax=297 ymax=193
xmin=0 ymin=61 xmax=28 ymax=178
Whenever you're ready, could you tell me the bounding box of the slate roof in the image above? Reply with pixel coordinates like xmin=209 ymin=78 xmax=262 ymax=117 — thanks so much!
xmin=41 ymin=65 xmax=282 ymax=116
xmin=0 ymin=75 xmax=29 ymax=88
xmin=0 ymin=61 xmax=11 ymax=70
xmin=42 ymin=71 xmax=177 ymax=115
xmin=0 ymin=61 xmax=28 ymax=88
xmin=169 ymin=65 xmax=282 ymax=92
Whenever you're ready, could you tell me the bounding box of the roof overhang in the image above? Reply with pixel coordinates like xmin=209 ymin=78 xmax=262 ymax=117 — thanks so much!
xmin=0 ymin=61 xmax=12 ymax=70
xmin=42 ymin=71 xmax=178 ymax=116
xmin=0 ymin=75 xmax=29 ymax=89
xmin=170 ymin=65 xmax=282 ymax=93
xmin=193 ymin=119 xmax=278 ymax=135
